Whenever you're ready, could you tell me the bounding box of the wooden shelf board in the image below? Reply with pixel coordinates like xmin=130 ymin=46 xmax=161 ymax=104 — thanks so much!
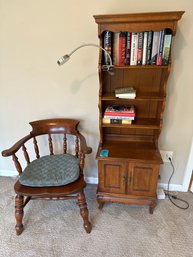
xmin=97 ymin=140 xmax=162 ymax=163
xmin=101 ymin=93 xmax=165 ymax=101
xmin=112 ymin=65 xmax=169 ymax=70
xmin=102 ymin=118 xmax=161 ymax=129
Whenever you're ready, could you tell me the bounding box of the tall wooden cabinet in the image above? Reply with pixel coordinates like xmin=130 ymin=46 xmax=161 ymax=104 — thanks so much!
xmin=94 ymin=11 xmax=184 ymax=213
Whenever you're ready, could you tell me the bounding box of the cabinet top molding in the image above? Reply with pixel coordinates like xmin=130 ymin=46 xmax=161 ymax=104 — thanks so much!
xmin=94 ymin=11 xmax=184 ymax=23
xmin=94 ymin=11 xmax=185 ymax=36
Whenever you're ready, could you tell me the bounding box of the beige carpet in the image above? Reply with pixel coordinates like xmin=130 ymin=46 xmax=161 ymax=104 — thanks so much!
xmin=0 ymin=176 xmax=193 ymax=257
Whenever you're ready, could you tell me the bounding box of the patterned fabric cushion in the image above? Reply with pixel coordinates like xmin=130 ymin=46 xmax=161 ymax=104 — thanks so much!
xmin=19 ymin=154 xmax=80 ymax=187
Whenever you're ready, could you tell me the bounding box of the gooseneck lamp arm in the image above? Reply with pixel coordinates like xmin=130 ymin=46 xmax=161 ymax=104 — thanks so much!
xmin=57 ymin=43 xmax=113 ymax=72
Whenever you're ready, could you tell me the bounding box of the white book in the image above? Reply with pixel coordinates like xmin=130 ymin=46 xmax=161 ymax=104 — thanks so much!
xmin=151 ymin=31 xmax=160 ymax=65
xmin=116 ymin=94 xmax=136 ymax=99
xmin=130 ymin=32 xmax=138 ymax=65
xmin=142 ymin=31 xmax=148 ymax=65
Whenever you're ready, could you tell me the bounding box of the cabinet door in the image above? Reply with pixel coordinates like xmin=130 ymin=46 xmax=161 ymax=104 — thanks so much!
xmin=127 ymin=163 xmax=160 ymax=197
xmin=98 ymin=160 xmax=126 ymax=194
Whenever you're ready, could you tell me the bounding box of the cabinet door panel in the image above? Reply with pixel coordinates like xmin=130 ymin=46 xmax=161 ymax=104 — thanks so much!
xmin=127 ymin=163 xmax=160 ymax=196
xmin=98 ymin=161 xmax=126 ymax=194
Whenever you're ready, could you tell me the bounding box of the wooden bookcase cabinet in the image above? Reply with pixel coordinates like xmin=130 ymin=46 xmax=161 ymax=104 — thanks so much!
xmin=94 ymin=11 xmax=184 ymax=213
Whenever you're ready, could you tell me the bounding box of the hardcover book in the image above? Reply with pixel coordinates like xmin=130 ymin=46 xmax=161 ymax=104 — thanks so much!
xmin=125 ymin=32 xmax=131 ymax=65
xmin=103 ymin=115 xmax=135 ymax=120
xmin=151 ymin=31 xmax=160 ymax=65
xmin=113 ymin=32 xmax=126 ymax=66
xmin=137 ymin=32 xmax=144 ymax=65
xmin=146 ymin=31 xmax=153 ymax=65
xmin=142 ymin=31 xmax=148 ymax=65
xmin=162 ymin=29 xmax=172 ymax=65
xmin=115 ymin=87 xmax=136 ymax=99
xmin=156 ymin=29 xmax=166 ymax=65
xmin=103 ymin=30 xmax=112 ymax=65
xmin=104 ymin=105 xmax=135 ymax=117
xmin=130 ymin=32 xmax=138 ymax=65
xmin=102 ymin=118 xmax=132 ymax=124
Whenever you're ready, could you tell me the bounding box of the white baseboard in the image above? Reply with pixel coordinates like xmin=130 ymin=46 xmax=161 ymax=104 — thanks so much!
xmin=85 ymin=176 xmax=98 ymax=184
xmin=0 ymin=170 xmax=185 ymax=192
xmin=0 ymin=170 xmax=18 ymax=177
xmin=158 ymin=182 xmax=184 ymax=192
xmin=85 ymin=178 xmax=185 ymax=192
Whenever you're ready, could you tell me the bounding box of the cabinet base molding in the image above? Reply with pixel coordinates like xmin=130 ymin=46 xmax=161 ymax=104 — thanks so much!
xmin=97 ymin=191 xmax=157 ymax=214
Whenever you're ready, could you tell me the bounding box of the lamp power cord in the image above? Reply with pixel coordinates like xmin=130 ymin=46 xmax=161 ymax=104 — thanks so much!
xmin=164 ymin=157 xmax=189 ymax=210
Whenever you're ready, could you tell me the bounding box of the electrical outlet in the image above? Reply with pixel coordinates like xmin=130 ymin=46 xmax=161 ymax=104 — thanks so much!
xmin=160 ymin=150 xmax=173 ymax=162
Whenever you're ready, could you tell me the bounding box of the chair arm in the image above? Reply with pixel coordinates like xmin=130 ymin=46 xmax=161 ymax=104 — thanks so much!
xmin=78 ymin=133 xmax=92 ymax=154
xmin=1 ymin=134 xmax=32 ymax=157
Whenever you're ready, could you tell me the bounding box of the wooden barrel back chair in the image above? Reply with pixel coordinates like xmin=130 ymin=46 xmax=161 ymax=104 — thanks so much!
xmin=2 ymin=118 xmax=92 ymax=235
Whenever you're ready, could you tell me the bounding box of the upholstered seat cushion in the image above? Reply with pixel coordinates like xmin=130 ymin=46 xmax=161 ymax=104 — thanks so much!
xmin=19 ymin=154 xmax=80 ymax=187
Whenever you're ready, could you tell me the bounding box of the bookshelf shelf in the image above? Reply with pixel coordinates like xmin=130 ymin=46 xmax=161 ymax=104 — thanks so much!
xmin=102 ymin=93 xmax=165 ymax=101
xmin=112 ymin=65 xmax=170 ymax=70
xmin=94 ymin=11 xmax=184 ymax=213
xmin=102 ymin=118 xmax=161 ymax=129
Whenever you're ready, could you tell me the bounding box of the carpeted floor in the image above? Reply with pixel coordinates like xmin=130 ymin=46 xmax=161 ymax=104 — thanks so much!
xmin=0 ymin=176 xmax=193 ymax=257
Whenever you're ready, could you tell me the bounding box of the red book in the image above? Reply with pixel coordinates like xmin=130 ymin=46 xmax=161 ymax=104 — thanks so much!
xmin=104 ymin=105 xmax=135 ymax=117
xmin=104 ymin=112 xmax=135 ymax=117
xmin=113 ymin=32 xmax=126 ymax=66
xmin=118 ymin=32 xmax=126 ymax=66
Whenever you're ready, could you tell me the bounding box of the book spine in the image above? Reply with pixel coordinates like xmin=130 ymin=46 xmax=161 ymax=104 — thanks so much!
xmin=102 ymin=118 xmax=132 ymax=124
xmin=103 ymin=31 xmax=112 ymax=65
xmin=130 ymin=32 xmax=138 ymax=65
xmin=104 ymin=112 xmax=135 ymax=117
xmin=156 ymin=29 xmax=165 ymax=65
xmin=162 ymin=29 xmax=172 ymax=65
xmin=151 ymin=31 xmax=160 ymax=65
xmin=116 ymin=95 xmax=136 ymax=99
xmin=142 ymin=31 xmax=148 ymax=65
xmin=104 ymin=115 xmax=135 ymax=120
xmin=113 ymin=32 xmax=119 ymax=65
xmin=118 ymin=32 xmax=126 ymax=66
xmin=137 ymin=32 xmax=144 ymax=65
xmin=146 ymin=31 xmax=153 ymax=65
xmin=125 ymin=32 xmax=131 ymax=65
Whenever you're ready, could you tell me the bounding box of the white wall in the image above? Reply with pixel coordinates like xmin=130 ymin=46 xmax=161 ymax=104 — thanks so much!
xmin=0 ymin=0 xmax=193 ymax=188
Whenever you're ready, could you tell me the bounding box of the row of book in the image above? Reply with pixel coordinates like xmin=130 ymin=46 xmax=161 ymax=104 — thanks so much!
xmin=103 ymin=29 xmax=172 ymax=66
xmin=103 ymin=105 xmax=135 ymax=125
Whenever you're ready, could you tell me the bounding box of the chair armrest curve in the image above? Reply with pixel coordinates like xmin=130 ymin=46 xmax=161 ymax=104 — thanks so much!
xmin=1 ymin=134 xmax=32 ymax=157
xmin=78 ymin=133 xmax=92 ymax=155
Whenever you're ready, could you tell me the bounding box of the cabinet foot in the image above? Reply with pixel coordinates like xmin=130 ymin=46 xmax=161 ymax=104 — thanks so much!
xmin=149 ymin=200 xmax=157 ymax=214
xmin=97 ymin=197 xmax=104 ymax=209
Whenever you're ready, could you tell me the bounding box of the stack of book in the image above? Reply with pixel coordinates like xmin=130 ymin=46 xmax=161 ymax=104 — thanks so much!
xmin=103 ymin=105 xmax=135 ymax=124
xmin=115 ymin=87 xmax=136 ymax=99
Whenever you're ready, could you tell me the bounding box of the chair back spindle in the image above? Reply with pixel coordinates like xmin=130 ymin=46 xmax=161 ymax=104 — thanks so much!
xmin=12 ymin=154 xmax=23 ymax=175
xmin=63 ymin=133 xmax=67 ymax=154
xmin=33 ymin=137 xmax=40 ymax=159
xmin=75 ymin=136 xmax=79 ymax=157
xmin=79 ymin=152 xmax=85 ymax=176
xmin=48 ymin=134 xmax=54 ymax=155
xmin=22 ymin=145 xmax=30 ymax=165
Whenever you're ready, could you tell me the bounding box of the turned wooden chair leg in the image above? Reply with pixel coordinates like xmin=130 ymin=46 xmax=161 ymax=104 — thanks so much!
xmin=77 ymin=190 xmax=92 ymax=233
xmin=15 ymin=195 xmax=24 ymax=235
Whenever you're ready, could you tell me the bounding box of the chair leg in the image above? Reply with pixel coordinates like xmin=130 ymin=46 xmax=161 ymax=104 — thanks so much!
xmin=15 ymin=195 xmax=24 ymax=235
xmin=77 ymin=190 xmax=92 ymax=233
